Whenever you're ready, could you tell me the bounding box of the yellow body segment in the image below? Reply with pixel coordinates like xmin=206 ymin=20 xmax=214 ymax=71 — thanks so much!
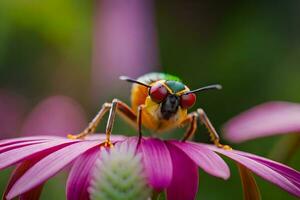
xmin=131 ymin=82 xmax=148 ymax=113
xmin=142 ymin=96 xmax=187 ymax=132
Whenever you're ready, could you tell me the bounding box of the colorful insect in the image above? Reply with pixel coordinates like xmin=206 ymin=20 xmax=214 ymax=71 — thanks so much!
xmin=68 ymin=72 xmax=230 ymax=149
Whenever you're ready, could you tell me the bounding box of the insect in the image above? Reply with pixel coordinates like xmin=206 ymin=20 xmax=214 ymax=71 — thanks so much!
xmin=68 ymin=72 xmax=230 ymax=149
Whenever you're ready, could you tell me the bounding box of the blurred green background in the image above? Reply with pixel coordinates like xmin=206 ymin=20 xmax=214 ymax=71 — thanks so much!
xmin=0 ymin=0 xmax=300 ymax=199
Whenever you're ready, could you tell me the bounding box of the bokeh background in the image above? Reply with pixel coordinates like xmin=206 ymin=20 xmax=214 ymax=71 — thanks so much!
xmin=1 ymin=0 xmax=300 ymax=199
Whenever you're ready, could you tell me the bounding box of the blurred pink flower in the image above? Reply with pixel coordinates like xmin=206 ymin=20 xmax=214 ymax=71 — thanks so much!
xmin=224 ymin=101 xmax=300 ymax=143
xmin=1 ymin=135 xmax=300 ymax=199
xmin=0 ymin=89 xmax=27 ymax=139
xmin=20 ymin=96 xmax=87 ymax=137
xmin=92 ymin=0 xmax=158 ymax=100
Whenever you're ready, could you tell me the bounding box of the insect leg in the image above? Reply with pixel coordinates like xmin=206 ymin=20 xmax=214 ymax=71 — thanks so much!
xmin=181 ymin=113 xmax=198 ymax=142
xmin=68 ymin=99 xmax=137 ymax=143
xmin=197 ymin=108 xmax=231 ymax=150
xmin=103 ymin=100 xmax=118 ymax=147
xmin=67 ymin=102 xmax=111 ymax=139
xmin=103 ymin=99 xmax=138 ymax=147
xmin=137 ymin=105 xmax=144 ymax=147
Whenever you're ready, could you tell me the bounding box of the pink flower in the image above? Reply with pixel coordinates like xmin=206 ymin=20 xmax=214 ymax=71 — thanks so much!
xmin=0 ymin=89 xmax=27 ymax=139
xmin=1 ymin=134 xmax=300 ymax=200
xmin=20 ymin=96 xmax=87 ymax=137
xmin=223 ymin=101 xmax=300 ymax=142
xmin=92 ymin=0 xmax=158 ymax=101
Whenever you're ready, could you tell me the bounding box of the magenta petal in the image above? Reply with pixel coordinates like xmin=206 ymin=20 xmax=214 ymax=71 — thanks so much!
xmin=208 ymin=145 xmax=300 ymax=197
xmin=166 ymin=142 xmax=198 ymax=200
xmin=0 ymin=139 xmax=77 ymax=170
xmin=234 ymin=150 xmax=300 ymax=188
xmin=170 ymin=141 xmax=230 ymax=180
xmin=3 ymin=158 xmax=44 ymax=200
xmin=139 ymin=138 xmax=173 ymax=191
xmin=66 ymin=147 xmax=99 ymax=200
xmin=0 ymin=140 xmax=47 ymax=154
xmin=7 ymin=141 xmax=100 ymax=199
xmin=86 ymin=134 xmax=126 ymax=142
xmin=0 ymin=136 xmax=60 ymax=147
xmin=224 ymin=102 xmax=300 ymax=142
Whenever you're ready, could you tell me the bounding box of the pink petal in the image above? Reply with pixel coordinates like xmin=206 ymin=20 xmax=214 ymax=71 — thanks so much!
xmin=3 ymin=158 xmax=44 ymax=200
xmin=118 ymin=136 xmax=140 ymax=148
xmin=0 ymin=139 xmax=77 ymax=170
xmin=20 ymin=96 xmax=87 ymax=137
xmin=0 ymin=89 xmax=27 ymax=139
xmin=169 ymin=141 xmax=230 ymax=180
xmin=224 ymin=102 xmax=300 ymax=142
xmin=0 ymin=140 xmax=47 ymax=154
xmin=138 ymin=138 xmax=173 ymax=191
xmin=86 ymin=134 xmax=126 ymax=142
xmin=92 ymin=0 xmax=158 ymax=100
xmin=233 ymin=150 xmax=300 ymax=188
xmin=7 ymin=141 xmax=100 ymax=199
xmin=0 ymin=136 xmax=61 ymax=147
xmin=208 ymin=145 xmax=300 ymax=197
xmin=166 ymin=142 xmax=199 ymax=200
xmin=66 ymin=147 xmax=100 ymax=200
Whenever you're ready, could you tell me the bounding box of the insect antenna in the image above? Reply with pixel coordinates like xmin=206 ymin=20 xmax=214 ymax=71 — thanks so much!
xmin=187 ymin=84 xmax=222 ymax=94
xmin=119 ymin=76 xmax=151 ymax=88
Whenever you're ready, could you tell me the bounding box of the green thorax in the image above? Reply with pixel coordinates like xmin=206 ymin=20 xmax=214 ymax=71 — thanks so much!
xmin=137 ymin=72 xmax=182 ymax=84
xmin=164 ymin=80 xmax=186 ymax=93
xmin=137 ymin=72 xmax=185 ymax=93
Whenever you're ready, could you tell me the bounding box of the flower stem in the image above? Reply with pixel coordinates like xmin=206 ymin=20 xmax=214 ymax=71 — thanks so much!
xmin=151 ymin=191 xmax=161 ymax=200
xmin=237 ymin=163 xmax=261 ymax=200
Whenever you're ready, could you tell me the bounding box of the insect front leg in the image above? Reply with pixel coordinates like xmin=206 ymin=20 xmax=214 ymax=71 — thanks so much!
xmin=68 ymin=99 xmax=137 ymax=148
xmin=196 ymin=108 xmax=231 ymax=150
xmin=67 ymin=102 xmax=111 ymax=139
xmin=103 ymin=99 xmax=137 ymax=147
xmin=137 ymin=105 xmax=145 ymax=148
xmin=181 ymin=113 xmax=198 ymax=142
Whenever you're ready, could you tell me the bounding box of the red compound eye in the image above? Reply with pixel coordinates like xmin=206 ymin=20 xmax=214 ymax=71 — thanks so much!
xmin=180 ymin=93 xmax=196 ymax=108
xmin=149 ymin=83 xmax=168 ymax=103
